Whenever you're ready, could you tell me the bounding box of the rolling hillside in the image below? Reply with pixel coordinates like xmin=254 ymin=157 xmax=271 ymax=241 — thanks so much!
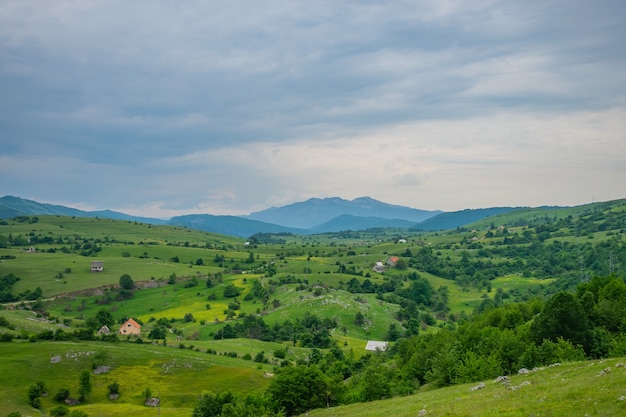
xmin=0 ymin=198 xmax=624 ymax=416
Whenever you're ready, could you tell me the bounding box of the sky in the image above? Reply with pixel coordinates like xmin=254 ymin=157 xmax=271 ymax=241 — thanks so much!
xmin=1 ymin=0 xmax=625 ymax=218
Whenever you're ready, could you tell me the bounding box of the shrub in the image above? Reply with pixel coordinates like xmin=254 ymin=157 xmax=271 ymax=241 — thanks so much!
xmin=108 ymin=381 xmax=120 ymax=395
xmin=54 ymin=387 xmax=70 ymax=402
xmin=50 ymin=405 xmax=69 ymax=417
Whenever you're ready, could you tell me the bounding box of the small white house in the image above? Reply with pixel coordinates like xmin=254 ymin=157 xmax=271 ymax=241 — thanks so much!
xmin=372 ymin=262 xmax=385 ymax=273
xmin=91 ymin=261 xmax=104 ymax=272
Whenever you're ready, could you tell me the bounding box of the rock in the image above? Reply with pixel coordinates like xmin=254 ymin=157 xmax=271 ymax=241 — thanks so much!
xmin=494 ymin=375 xmax=508 ymax=383
xmin=598 ymin=367 xmax=611 ymax=376
xmin=518 ymin=368 xmax=530 ymax=374
xmin=549 ymin=362 xmax=561 ymax=368
xmin=145 ymin=397 xmax=160 ymax=407
xmin=470 ymin=382 xmax=486 ymax=392
xmin=65 ymin=398 xmax=79 ymax=406
xmin=418 ymin=409 xmax=427 ymax=416
xmin=50 ymin=355 xmax=62 ymax=363
xmin=93 ymin=365 xmax=111 ymax=374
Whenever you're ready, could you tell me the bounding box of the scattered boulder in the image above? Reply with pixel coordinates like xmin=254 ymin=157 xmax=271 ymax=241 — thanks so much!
xmin=549 ymin=363 xmax=561 ymax=368
xmin=418 ymin=409 xmax=427 ymax=416
xmin=494 ymin=375 xmax=508 ymax=383
xmin=50 ymin=355 xmax=62 ymax=364
xmin=145 ymin=397 xmax=160 ymax=407
xmin=93 ymin=365 xmax=111 ymax=375
xmin=109 ymin=393 xmax=119 ymax=401
xmin=470 ymin=382 xmax=486 ymax=392
xmin=518 ymin=368 xmax=530 ymax=374
xmin=508 ymin=381 xmax=531 ymax=391
xmin=598 ymin=367 xmax=611 ymax=376
xmin=65 ymin=398 xmax=80 ymax=406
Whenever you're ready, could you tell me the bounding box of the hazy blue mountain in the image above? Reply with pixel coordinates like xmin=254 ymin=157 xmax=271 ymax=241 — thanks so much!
xmin=411 ymin=207 xmax=519 ymax=231
xmin=0 ymin=196 xmax=167 ymax=225
xmin=1 ymin=195 xmax=536 ymax=238
xmin=246 ymin=196 xmax=440 ymax=229
xmin=167 ymin=214 xmax=308 ymax=238
xmin=310 ymin=214 xmax=417 ymax=233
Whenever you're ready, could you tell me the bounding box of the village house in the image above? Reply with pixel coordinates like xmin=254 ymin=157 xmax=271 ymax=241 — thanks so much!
xmin=119 ymin=318 xmax=141 ymax=336
xmin=386 ymin=256 xmax=399 ymax=267
xmin=97 ymin=325 xmax=111 ymax=335
xmin=372 ymin=261 xmax=385 ymax=273
xmin=91 ymin=261 xmax=104 ymax=272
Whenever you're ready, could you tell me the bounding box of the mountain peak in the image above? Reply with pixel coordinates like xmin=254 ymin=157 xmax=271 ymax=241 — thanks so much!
xmin=246 ymin=197 xmax=439 ymax=229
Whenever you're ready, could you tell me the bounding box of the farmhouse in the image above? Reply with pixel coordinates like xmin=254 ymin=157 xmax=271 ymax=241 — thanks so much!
xmin=386 ymin=256 xmax=399 ymax=267
xmin=98 ymin=325 xmax=111 ymax=335
xmin=372 ymin=261 xmax=385 ymax=273
xmin=91 ymin=261 xmax=104 ymax=272
xmin=119 ymin=318 xmax=141 ymax=336
xmin=365 ymin=340 xmax=389 ymax=352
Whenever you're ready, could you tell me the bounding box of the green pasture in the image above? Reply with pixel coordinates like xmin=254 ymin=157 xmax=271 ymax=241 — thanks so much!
xmin=0 ymin=215 xmax=240 ymax=246
xmin=0 ymin=248 xmax=222 ymax=298
xmin=0 ymin=340 xmax=271 ymax=417
xmin=0 ymin=308 xmax=61 ymax=334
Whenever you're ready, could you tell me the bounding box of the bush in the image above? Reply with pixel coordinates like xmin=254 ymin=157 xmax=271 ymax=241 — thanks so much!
xmin=50 ymin=405 xmax=69 ymax=417
xmin=223 ymin=284 xmax=242 ymax=298
xmin=54 ymin=387 xmax=70 ymax=402
xmin=107 ymin=381 xmax=120 ymax=395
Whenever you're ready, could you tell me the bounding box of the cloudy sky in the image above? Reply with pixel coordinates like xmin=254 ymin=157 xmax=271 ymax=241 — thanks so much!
xmin=1 ymin=0 xmax=625 ymax=217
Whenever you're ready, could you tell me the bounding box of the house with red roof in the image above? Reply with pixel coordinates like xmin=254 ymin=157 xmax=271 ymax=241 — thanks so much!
xmin=119 ymin=318 xmax=141 ymax=336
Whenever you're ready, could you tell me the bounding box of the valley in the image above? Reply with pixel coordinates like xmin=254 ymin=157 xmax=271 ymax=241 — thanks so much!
xmin=0 ymin=198 xmax=625 ymax=416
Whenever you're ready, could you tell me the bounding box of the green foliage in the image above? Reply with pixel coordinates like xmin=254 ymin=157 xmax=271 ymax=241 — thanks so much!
xmin=531 ymin=292 xmax=592 ymax=352
xmin=193 ymin=391 xmax=236 ymax=417
xmin=0 ymin=273 xmax=20 ymax=302
xmin=119 ymin=274 xmax=134 ymax=290
xmin=78 ymin=370 xmax=91 ymax=401
xmin=50 ymin=405 xmax=69 ymax=417
xmin=27 ymin=381 xmax=46 ymax=408
xmin=148 ymin=325 xmax=167 ymax=340
xmin=267 ymin=365 xmax=329 ymax=416
xmin=107 ymin=381 xmax=120 ymax=396
xmin=223 ymin=284 xmax=242 ymax=298
xmin=54 ymin=387 xmax=70 ymax=402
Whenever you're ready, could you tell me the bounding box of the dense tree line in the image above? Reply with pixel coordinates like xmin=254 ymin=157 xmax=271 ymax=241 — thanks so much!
xmin=213 ymin=312 xmax=336 ymax=348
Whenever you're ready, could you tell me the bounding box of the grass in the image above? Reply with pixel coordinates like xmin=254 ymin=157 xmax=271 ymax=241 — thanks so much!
xmin=0 ymin=340 xmax=272 ymax=417
xmin=1 ymin=209 xmax=625 ymax=416
xmin=305 ymin=357 xmax=626 ymax=417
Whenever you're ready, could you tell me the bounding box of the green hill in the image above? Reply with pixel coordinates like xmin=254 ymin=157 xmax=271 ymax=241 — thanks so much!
xmin=0 ymin=199 xmax=625 ymax=416
xmin=305 ymin=356 xmax=626 ymax=417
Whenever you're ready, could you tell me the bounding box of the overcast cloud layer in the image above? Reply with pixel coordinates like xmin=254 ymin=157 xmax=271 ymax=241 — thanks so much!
xmin=1 ymin=0 xmax=625 ymax=217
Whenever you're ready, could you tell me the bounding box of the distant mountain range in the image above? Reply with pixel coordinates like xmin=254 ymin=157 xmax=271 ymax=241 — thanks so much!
xmin=245 ymin=196 xmax=439 ymax=229
xmin=0 ymin=195 xmax=525 ymax=238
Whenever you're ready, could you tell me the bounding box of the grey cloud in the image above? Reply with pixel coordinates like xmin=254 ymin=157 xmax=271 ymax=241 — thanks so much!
xmin=1 ymin=0 xmax=625 ymax=214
